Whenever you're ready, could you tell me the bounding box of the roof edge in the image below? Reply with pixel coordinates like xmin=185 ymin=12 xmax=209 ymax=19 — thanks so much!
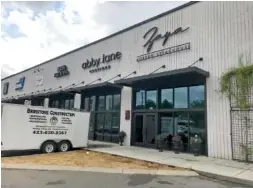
xmin=1 ymin=1 xmax=198 ymax=81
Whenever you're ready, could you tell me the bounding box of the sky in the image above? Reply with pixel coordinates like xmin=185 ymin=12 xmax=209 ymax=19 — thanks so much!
xmin=1 ymin=1 xmax=187 ymax=79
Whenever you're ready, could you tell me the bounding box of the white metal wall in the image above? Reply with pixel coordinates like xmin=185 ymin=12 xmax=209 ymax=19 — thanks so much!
xmin=2 ymin=2 xmax=253 ymax=159
xmin=120 ymin=86 xmax=132 ymax=146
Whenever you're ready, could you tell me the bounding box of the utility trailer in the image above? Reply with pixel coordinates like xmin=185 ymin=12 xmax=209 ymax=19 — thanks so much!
xmin=1 ymin=103 xmax=90 ymax=153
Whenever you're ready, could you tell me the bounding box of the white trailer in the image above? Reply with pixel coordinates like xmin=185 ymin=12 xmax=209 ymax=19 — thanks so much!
xmin=1 ymin=103 xmax=90 ymax=153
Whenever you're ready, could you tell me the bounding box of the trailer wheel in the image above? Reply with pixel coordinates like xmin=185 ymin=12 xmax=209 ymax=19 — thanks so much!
xmin=41 ymin=141 xmax=57 ymax=154
xmin=58 ymin=141 xmax=71 ymax=152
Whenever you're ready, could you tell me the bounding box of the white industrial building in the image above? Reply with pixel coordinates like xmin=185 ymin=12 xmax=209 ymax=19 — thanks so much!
xmin=1 ymin=2 xmax=253 ymax=161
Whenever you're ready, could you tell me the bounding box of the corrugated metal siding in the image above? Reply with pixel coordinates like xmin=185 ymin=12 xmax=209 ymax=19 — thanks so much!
xmin=1 ymin=2 xmax=252 ymax=159
xmin=120 ymin=86 xmax=132 ymax=146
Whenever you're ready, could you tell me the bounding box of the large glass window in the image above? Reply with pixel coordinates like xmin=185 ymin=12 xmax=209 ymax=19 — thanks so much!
xmin=89 ymin=112 xmax=95 ymax=132
xmin=88 ymin=93 xmax=121 ymax=143
xmin=59 ymin=100 xmax=65 ymax=109
xmin=69 ymin=99 xmax=74 ymax=109
xmin=88 ymin=112 xmax=95 ymax=139
xmin=90 ymin=96 xmax=96 ymax=111
xmin=189 ymin=111 xmax=206 ymax=154
xmin=174 ymin=112 xmax=189 ymax=152
xmin=98 ymin=96 xmax=105 ymax=111
xmin=161 ymin=89 xmax=173 ymax=108
xmin=113 ymin=94 xmax=120 ymax=110
xmin=189 ymin=85 xmax=205 ymax=108
xmin=52 ymin=101 xmax=55 ymax=108
xmin=111 ymin=112 xmax=120 ymax=143
xmin=106 ymin=95 xmax=113 ymax=111
xmin=160 ymin=113 xmax=174 ymax=135
xmin=95 ymin=113 xmax=104 ymax=141
xmin=84 ymin=98 xmax=89 ymax=111
xmin=65 ymin=99 xmax=70 ymax=109
xmin=104 ymin=112 xmax=112 ymax=141
xmin=146 ymin=90 xmax=157 ymax=109
xmin=136 ymin=91 xmax=145 ymax=109
xmin=55 ymin=100 xmax=59 ymax=108
xmin=174 ymin=87 xmax=188 ymax=108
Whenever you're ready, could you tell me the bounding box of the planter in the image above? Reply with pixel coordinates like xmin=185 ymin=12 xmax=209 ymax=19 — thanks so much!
xmin=190 ymin=135 xmax=203 ymax=156
xmin=118 ymin=131 xmax=126 ymax=146
xmin=172 ymin=135 xmax=182 ymax=154
xmin=155 ymin=134 xmax=166 ymax=152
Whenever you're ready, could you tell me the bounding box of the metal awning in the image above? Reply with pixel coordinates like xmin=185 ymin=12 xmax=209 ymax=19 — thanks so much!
xmin=13 ymin=82 xmax=122 ymax=100
xmin=18 ymin=89 xmax=77 ymax=100
xmin=71 ymin=81 xmax=123 ymax=92
xmin=114 ymin=67 xmax=209 ymax=88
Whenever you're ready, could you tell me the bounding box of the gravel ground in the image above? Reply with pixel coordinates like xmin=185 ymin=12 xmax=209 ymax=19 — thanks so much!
xmin=1 ymin=150 xmax=184 ymax=170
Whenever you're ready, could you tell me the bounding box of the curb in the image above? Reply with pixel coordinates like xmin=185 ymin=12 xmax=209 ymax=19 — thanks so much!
xmin=195 ymin=171 xmax=253 ymax=187
xmin=86 ymin=149 xmax=253 ymax=186
xmin=1 ymin=164 xmax=198 ymax=176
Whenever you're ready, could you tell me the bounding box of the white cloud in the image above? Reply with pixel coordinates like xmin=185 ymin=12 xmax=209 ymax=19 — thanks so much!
xmin=1 ymin=1 xmax=110 ymax=78
xmin=1 ymin=1 xmax=187 ymax=79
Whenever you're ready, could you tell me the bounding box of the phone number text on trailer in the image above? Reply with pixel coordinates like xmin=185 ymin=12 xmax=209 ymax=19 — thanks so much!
xmin=32 ymin=130 xmax=67 ymax=135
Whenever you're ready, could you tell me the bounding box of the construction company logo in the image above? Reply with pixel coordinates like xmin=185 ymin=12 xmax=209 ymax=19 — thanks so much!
xmin=15 ymin=77 xmax=25 ymax=90
xmin=50 ymin=116 xmax=58 ymax=125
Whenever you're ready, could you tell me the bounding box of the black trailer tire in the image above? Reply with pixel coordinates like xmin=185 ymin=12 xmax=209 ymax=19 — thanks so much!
xmin=41 ymin=141 xmax=57 ymax=154
xmin=58 ymin=141 xmax=71 ymax=152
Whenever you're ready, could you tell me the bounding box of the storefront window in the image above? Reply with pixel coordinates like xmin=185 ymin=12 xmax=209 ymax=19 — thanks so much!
xmin=59 ymin=100 xmax=65 ymax=109
xmin=113 ymin=94 xmax=120 ymax=110
xmin=106 ymin=95 xmax=113 ymax=111
xmin=174 ymin=112 xmax=189 ymax=152
xmin=135 ymin=91 xmax=145 ymax=109
xmin=160 ymin=113 xmax=174 ymax=135
xmin=189 ymin=85 xmax=205 ymax=108
xmin=90 ymin=96 xmax=96 ymax=111
xmin=55 ymin=100 xmax=59 ymax=108
xmin=84 ymin=98 xmax=89 ymax=111
xmin=89 ymin=112 xmax=95 ymax=134
xmin=111 ymin=112 xmax=120 ymax=143
xmin=95 ymin=113 xmax=104 ymax=141
xmin=83 ymin=93 xmax=120 ymax=143
xmin=65 ymin=99 xmax=70 ymax=109
xmin=50 ymin=97 xmax=74 ymax=109
xmin=174 ymin=87 xmax=188 ymax=108
xmin=146 ymin=90 xmax=157 ymax=109
xmin=51 ymin=101 xmax=55 ymax=108
xmin=69 ymin=99 xmax=74 ymax=109
xmin=104 ymin=112 xmax=112 ymax=141
xmin=98 ymin=96 xmax=105 ymax=111
xmin=189 ymin=111 xmax=206 ymax=154
xmin=161 ymin=89 xmax=173 ymax=108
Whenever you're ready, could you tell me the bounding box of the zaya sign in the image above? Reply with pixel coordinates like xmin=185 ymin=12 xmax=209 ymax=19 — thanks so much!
xmin=82 ymin=52 xmax=122 ymax=73
xmin=54 ymin=65 xmax=69 ymax=78
xmin=137 ymin=26 xmax=190 ymax=62
xmin=137 ymin=43 xmax=191 ymax=62
xmin=143 ymin=26 xmax=189 ymax=53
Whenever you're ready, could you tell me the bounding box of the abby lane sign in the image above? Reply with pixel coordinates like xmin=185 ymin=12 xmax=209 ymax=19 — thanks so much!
xmin=82 ymin=52 xmax=122 ymax=73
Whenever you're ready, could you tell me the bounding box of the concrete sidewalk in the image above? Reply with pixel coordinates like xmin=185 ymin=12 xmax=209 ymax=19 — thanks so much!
xmin=87 ymin=141 xmax=253 ymax=186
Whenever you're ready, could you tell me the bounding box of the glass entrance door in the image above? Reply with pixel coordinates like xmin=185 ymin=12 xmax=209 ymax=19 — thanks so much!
xmin=133 ymin=113 xmax=157 ymax=148
xmin=133 ymin=114 xmax=144 ymax=146
xmin=144 ymin=114 xmax=156 ymax=148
